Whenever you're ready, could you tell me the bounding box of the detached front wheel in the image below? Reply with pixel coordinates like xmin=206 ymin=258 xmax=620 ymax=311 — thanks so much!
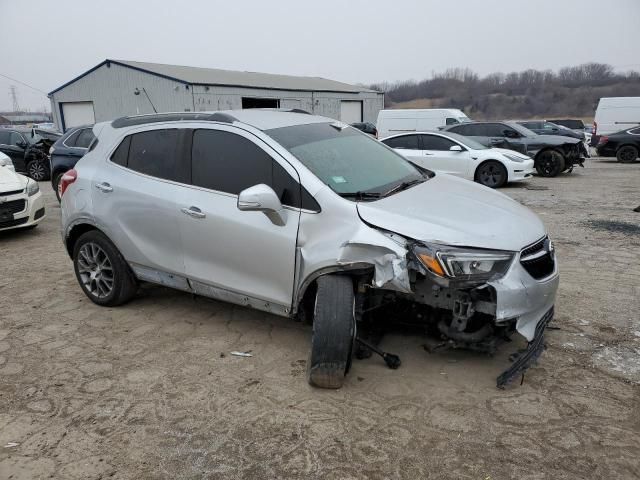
xmin=307 ymin=275 xmax=355 ymax=389
xmin=535 ymin=150 xmax=565 ymax=177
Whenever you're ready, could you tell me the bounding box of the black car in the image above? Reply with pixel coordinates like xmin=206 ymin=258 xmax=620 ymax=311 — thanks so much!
xmin=0 ymin=128 xmax=52 ymax=181
xmin=443 ymin=121 xmax=587 ymax=177
xmin=595 ymin=127 xmax=640 ymax=163
xmin=546 ymin=119 xmax=585 ymax=131
xmin=516 ymin=120 xmax=585 ymax=140
xmin=49 ymin=126 xmax=95 ymax=201
xmin=351 ymin=122 xmax=377 ymax=136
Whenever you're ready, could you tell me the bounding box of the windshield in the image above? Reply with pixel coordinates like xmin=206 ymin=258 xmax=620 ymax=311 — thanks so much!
xmin=266 ymin=123 xmax=425 ymax=197
xmin=444 ymin=131 xmax=488 ymax=150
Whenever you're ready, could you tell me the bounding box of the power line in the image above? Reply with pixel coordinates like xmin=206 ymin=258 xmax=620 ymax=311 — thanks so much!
xmin=0 ymin=72 xmax=48 ymax=96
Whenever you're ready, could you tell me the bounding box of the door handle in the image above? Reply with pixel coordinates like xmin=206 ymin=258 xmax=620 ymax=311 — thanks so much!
xmin=181 ymin=206 xmax=206 ymax=219
xmin=95 ymin=182 xmax=113 ymax=193
xmin=423 ymin=152 xmax=434 ymax=156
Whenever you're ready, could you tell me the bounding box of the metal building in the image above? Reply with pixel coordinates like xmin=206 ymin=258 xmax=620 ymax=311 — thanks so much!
xmin=48 ymin=59 xmax=383 ymax=131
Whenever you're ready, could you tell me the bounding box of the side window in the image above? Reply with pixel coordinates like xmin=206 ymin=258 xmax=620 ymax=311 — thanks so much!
xmin=445 ymin=117 xmax=459 ymax=125
xmin=421 ymin=135 xmax=457 ymax=151
xmin=9 ymin=132 xmax=25 ymax=146
xmin=64 ymin=130 xmax=81 ymax=147
xmin=127 ymin=129 xmax=182 ymax=181
xmin=110 ymin=136 xmax=131 ymax=166
xmin=0 ymin=131 xmax=9 ymax=145
xmin=629 ymin=127 xmax=640 ymax=135
xmin=75 ymin=129 xmax=95 ymax=149
xmin=382 ymin=135 xmax=420 ymax=150
xmin=484 ymin=123 xmax=508 ymax=137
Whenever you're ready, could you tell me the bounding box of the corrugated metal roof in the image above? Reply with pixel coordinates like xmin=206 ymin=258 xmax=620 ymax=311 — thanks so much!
xmin=113 ymin=59 xmax=378 ymax=93
xmin=49 ymin=59 xmax=378 ymax=95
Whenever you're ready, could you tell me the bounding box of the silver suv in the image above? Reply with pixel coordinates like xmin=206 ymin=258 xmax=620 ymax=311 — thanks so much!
xmin=60 ymin=110 xmax=559 ymax=388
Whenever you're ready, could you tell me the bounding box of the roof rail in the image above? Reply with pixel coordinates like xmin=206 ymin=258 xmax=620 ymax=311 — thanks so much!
xmin=254 ymin=108 xmax=311 ymax=115
xmin=111 ymin=112 xmax=238 ymax=128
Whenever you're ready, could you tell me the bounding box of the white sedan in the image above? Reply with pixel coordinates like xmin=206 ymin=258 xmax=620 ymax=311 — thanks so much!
xmin=381 ymin=131 xmax=534 ymax=188
xmin=0 ymin=154 xmax=46 ymax=231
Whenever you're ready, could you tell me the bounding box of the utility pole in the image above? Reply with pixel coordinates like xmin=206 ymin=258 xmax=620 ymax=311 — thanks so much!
xmin=9 ymin=85 xmax=19 ymax=112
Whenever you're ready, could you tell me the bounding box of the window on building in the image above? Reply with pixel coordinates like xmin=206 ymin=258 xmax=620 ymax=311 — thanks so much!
xmin=241 ymin=97 xmax=280 ymax=109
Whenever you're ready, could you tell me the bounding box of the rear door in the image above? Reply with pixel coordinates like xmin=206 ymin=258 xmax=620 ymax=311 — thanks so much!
xmin=178 ymin=126 xmax=301 ymax=311
xmin=91 ymin=128 xmax=188 ymax=285
xmin=419 ymin=134 xmax=472 ymax=178
xmin=381 ymin=134 xmax=423 ymax=163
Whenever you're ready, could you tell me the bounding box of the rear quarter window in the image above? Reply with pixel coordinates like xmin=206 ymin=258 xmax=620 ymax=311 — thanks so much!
xmin=126 ymin=129 xmax=184 ymax=182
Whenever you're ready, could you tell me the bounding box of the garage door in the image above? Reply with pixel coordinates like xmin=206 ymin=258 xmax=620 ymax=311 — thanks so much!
xmin=61 ymin=102 xmax=95 ymax=130
xmin=340 ymin=101 xmax=362 ymax=123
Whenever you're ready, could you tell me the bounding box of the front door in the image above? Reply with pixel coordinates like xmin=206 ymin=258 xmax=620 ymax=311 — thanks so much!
xmin=0 ymin=131 xmax=27 ymax=172
xmin=419 ymin=134 xmax=472 ymax=178
xmin=178 ymin=126 xmax=300 ymax=312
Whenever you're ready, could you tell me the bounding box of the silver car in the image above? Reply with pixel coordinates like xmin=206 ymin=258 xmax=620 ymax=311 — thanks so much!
xmin=60 ymin=110 xmax=559 ymax=389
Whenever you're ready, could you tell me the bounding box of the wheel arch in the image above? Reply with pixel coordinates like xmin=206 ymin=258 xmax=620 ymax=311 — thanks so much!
xmin=65 ymin=221 xmax=104 ymax=257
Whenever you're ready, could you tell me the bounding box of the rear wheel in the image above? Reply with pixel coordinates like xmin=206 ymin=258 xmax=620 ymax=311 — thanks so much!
xmin=26 ymin=160 xmax=50 ymax=181
xmin=616 ymin=145 xmax=638 ymax=163
xmin=307 ymin=275 xmax=355 ymax=389
xmin=475 ymin=160 xmax=507 ymax=188
xmin=72 ymin=230 xmax=138 ymax=307
xmin=535 ymin=150 xmax=565 ymax=177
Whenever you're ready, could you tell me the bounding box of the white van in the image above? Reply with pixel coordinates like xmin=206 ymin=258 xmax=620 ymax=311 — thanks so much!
xmin=593 ymin=97 xmax=640 ymax=137
xmin=376 ymin=109 xmax=471 ymax=139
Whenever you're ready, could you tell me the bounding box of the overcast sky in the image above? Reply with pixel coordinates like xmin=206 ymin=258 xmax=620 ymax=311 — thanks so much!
xmin=1 ymin=0 xmax=639 ymax=111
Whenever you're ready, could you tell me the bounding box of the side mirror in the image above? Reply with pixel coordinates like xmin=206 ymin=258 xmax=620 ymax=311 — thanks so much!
xmin=237 ymin=184 xmax=287 ymax=226
xmin=449 ymin=145 xmax=463 ymax=152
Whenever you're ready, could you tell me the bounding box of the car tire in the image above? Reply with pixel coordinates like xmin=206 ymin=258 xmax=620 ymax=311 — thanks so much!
xmin=474 ymin=160 xmax=508 ymax=188
xmin=307 ymin=275 xmax=355 ymax=389
xmin=72 ymin=230 xmax=138 ymax=307
xmin=26 ymin=160 xmax=50 ymax=181
xmin=616 ymin=145 xmax=638 ymax=163
xmin=53 ymin=172 xmax=65 ymax=203
xmin=535 ymin=149 xmax=565 ymax=177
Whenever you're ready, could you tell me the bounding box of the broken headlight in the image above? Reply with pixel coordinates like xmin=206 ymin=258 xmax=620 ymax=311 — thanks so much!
xmin=414 ymin=244 xmax=514 ymax=282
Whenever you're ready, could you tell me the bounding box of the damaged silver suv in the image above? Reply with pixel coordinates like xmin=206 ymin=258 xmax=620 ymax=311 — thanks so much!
xmin=60 ymin=110 xmax=559 ymax=389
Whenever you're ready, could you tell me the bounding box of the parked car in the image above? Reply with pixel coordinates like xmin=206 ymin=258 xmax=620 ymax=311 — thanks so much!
xmin=593 ymin=97 xmax=640 ymax=145
xmin=443 ymin=121 xmax=587 ymax=177
xmin=595 ymin=127 xmax=640 ymax=163
xmin=376 ymin=108 xmax=471 ymax=138
xmin=350 ymin=122 xmax=377 ymax=136
xmin=0 ymin=151 xmax=15 ymax=172
xmin=0 ymin=163 xmax=45 ymax=231
xmin=49 ymin=126 xmax=95 ymax=201
xmin=381 ymin=131 xmax=534 ymax=188
xmin=515 ymin=120 xmax=585 ymax=140
xmin=0 ymin=128 xmax=52 ymax=181
xmin=61 ymin=111 xmax=558 ymax=389
xmin=546 ymin=118 xmax=584 ymax=131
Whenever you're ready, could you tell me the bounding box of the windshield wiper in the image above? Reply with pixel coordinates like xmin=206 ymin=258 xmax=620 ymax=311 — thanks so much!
xmin=382 ymin=178 xmax=425 ymax=198
xmin=337 ymin=191 xmax=382 ymax=201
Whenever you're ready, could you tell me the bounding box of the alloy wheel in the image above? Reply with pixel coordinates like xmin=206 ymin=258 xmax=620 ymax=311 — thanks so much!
xmin=478 ymin=163 xmax=504 ymax=187
xmin=77 ymin=242 xmax=114 ymax=299
xmin=28 ymin=162 xmax=47 ymax=181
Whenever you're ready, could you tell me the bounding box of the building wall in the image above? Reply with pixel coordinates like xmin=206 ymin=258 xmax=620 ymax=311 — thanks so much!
xmin=50 ymin=62 xmax=384 ymax=129
xmin=50 ymin=62 xmax=193 ymax=130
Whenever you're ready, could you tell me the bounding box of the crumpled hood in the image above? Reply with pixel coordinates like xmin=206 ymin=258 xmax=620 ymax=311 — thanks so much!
xmin=0 ymin=167 xmax=27 ymax=193
xmin=357 ymin=174 xmax=546 ymax=251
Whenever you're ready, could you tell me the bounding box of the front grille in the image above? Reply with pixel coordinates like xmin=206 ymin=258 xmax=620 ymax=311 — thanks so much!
xmin=0 ymin=199 xmax=26 ymax=214
xmin=0 ymin=188 xmax=23 ymax=196
xmin=520 ymin=236 xmax=555 ymax=280
xmin=0 ymin=216 xmax=28 ymax=229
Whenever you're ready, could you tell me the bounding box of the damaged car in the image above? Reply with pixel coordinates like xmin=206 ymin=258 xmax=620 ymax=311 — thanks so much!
xmin=0 ymin=128 xmax=53 ymax=181
xmin=60 ymin=110 xmax=559 ymax=389
xmin=443 ymin=121 xmax=587 ymax=177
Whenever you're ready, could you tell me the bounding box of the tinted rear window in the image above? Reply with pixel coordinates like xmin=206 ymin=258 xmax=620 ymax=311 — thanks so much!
xmin=382 ymin=135 xmax=420 ymax=150
xmin=127 ymin=129 xmax=183 ymax=181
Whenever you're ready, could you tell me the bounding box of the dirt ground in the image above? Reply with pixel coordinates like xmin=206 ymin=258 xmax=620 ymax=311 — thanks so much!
xmin=1 ymin=158 xmax=639 ymax=479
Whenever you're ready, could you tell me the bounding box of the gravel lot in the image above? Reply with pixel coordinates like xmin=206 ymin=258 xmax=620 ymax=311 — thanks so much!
xmin=1 ymin=157 xmax=639 ymax=479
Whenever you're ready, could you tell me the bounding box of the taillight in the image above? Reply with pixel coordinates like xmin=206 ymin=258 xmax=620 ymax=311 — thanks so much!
xmin=597 ymin=136 xmax=608 ymax=145
xmin=60 ymin=169 xmax=78 ymax=197
xmin=593 ymin=121 xmax=597 ymax=136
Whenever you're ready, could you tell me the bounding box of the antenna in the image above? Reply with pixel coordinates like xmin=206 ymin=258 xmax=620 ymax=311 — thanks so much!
xmin=9 ymin=85 xmax=19 ymax=111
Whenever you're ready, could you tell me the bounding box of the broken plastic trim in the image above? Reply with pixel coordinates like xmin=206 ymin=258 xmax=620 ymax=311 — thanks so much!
xmin=496 ymin=306 xmax=553 ymax=388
